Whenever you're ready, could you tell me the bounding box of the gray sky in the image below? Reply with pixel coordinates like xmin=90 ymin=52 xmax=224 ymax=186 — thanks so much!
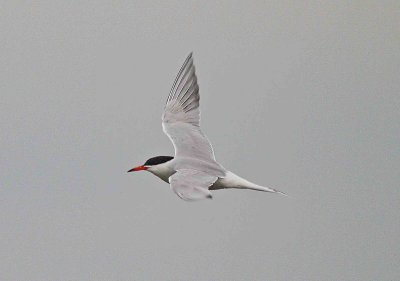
xmin=1 ymin=1 xmax=399 ymax=280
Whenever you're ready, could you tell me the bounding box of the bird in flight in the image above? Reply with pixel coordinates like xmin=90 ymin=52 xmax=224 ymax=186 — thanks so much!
xmin=128 ymin=53 xmax=286 ymax=201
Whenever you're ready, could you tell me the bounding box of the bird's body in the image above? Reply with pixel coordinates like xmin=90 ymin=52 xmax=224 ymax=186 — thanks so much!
xmin=146 ymin=158 xmax=283 ymax=193
xmin=128 ymin=53 xmax=286 ymax=201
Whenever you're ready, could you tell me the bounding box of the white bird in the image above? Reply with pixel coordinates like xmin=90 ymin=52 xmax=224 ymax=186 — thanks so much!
xmin=128 ymin=53 xmax=286 ymax=201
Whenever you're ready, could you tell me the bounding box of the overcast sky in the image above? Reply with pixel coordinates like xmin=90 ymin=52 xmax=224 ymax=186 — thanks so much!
xmin=1 ymin=1 xmax=399 ymax=280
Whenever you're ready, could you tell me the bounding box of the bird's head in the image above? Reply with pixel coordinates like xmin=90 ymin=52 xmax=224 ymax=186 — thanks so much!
xmin=127 ymin=156 xmax=174 ymax=173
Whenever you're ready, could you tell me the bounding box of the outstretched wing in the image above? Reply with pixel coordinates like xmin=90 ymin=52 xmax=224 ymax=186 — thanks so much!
xmin=162 ymin=53 xmax=219 ymax=164
xmin=169 ymin=169 xmax=217 ymax=201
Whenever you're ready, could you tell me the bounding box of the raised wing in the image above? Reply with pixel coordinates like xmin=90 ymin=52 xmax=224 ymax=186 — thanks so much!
xmin=162 ymin=53 xmax=219 ymax=164
xmin=163 ymin=53 xmax=200 ymax=126
xmin=169 ymin=169 xmax=217 ymax=201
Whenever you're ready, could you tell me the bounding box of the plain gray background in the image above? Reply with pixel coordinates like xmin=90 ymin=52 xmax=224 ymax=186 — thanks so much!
xmin=1 ymin=1 xmax=399 ymax=280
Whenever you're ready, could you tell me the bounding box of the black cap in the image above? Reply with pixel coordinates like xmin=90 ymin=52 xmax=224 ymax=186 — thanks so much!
xmin=144 ymin=156 xmax=174 ymax=166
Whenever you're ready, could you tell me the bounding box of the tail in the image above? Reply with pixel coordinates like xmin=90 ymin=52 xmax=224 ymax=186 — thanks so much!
xmin=248 ymin=185 xmax=288 ymax=196
xmin=223 ymin=171 xmax=287 ymax=196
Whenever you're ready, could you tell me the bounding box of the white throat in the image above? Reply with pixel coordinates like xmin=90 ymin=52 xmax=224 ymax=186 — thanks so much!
xmin=147 ymin=161 xmax=176 ymax=183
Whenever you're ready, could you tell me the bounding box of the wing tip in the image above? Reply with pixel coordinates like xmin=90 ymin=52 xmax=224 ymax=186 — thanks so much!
xmin=184 ymin=52 xmax=193 ymax=64
xmin=185 ymin=52 xmax=194 ymax=64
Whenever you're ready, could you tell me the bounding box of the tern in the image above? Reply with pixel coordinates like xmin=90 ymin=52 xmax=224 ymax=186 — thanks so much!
xmin=128 ymin=53 xmax=286 ymax=200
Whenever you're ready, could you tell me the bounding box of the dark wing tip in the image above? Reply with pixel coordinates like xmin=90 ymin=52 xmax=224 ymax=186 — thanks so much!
xmin=166 ymin=53 xmax=194 ymax=104
xmin=183 ymin=52 xmax=193 ymax=66
xmin=166 ymin=52 xmax=198 ymax=105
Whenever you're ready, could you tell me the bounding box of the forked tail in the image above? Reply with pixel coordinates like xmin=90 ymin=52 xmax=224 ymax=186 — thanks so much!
xmin=248 ymin=184 xmax=287 ymax=196
xmin=221 ymin=171 xmax=287 ymax=196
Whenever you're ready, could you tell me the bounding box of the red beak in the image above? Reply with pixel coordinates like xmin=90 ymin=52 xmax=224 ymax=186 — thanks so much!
xmin=127 ymin=165 xmax=148 ymax=172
